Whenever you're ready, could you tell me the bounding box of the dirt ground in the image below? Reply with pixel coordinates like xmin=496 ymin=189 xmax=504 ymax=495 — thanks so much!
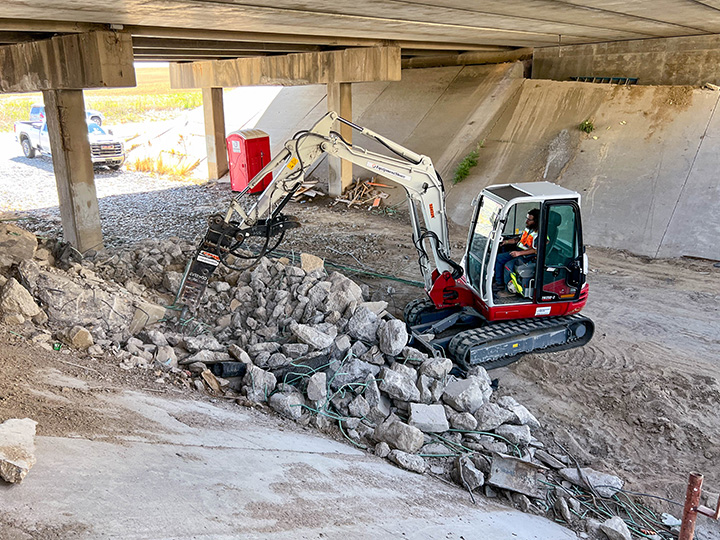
xmin=2 ymin=195 xmax=719 ymax=528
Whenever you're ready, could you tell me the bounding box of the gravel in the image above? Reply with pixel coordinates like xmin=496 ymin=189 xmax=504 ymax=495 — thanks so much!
xmin=0 ymin=132 xmax=233 ymax=248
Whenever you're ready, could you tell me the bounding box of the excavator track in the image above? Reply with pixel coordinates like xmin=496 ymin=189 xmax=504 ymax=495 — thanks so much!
xmin=448 ymin=314 xmax=594 ymax=370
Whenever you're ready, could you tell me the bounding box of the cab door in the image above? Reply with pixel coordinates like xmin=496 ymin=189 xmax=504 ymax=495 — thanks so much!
xmin=536 ymin=201 xmax=584 ymax=303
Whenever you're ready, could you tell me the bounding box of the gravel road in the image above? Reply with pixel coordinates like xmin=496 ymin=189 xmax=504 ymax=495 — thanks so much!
xmin=0 ymin=131 xmax=232 ymax=248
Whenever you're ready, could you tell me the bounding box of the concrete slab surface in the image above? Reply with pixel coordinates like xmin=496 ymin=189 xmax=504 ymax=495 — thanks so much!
xmin=0 ymin=390 xmax=577 ymax=540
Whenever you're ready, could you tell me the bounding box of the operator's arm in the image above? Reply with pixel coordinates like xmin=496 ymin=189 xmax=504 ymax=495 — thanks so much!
xmin=509 ymin=246 xmax=536 ymax=258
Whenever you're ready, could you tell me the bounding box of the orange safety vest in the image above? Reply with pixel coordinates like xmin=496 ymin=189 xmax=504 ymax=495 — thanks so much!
xmin=518 ymin=229 xmax=538 ymax=251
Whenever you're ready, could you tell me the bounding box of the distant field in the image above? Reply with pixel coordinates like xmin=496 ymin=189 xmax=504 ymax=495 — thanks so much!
xmin=0 ymin=66 xmax=203 ymax=131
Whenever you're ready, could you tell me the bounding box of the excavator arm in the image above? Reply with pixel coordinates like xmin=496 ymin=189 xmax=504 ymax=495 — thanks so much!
xmin=177 ymin=112 xmax=468 ymax=310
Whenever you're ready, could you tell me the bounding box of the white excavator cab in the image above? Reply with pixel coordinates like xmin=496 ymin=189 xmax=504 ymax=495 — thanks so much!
xmin=464 ymin=182 xmax=588 ymax=315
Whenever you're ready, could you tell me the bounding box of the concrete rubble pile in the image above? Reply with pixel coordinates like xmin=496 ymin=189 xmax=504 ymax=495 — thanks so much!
xmin=1 ymin=224 xmax=644 ymax=538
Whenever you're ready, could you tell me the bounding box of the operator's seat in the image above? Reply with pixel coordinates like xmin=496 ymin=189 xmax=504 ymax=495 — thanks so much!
xmin=511 ymin=213 xmax=562 ymax=299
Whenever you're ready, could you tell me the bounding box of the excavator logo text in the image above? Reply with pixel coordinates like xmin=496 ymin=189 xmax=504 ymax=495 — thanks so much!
xmin=366 ymin=161 xmax=411 ymax=181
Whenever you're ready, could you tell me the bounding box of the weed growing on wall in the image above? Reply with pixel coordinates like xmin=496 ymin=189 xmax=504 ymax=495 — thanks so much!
xmin=579 ymin=119 xmax=595 ymax=133
xmin=452 ymin=141 xmax=484 ymax=185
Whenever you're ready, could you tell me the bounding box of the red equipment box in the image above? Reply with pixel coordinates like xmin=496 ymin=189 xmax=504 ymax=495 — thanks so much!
xmin=226 ymin=129 xmax=273 ymax=194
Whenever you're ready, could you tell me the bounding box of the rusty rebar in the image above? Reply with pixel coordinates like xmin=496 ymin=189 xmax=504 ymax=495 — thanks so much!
xmin=679 ymin=472 xmax=703 ymax=540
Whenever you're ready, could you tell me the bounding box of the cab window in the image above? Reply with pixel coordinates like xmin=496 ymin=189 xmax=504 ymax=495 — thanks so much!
xmin=540 ymin=204 xmax=581 ymax=301
xmin=467 ymin=197 xmax=502 ymax=291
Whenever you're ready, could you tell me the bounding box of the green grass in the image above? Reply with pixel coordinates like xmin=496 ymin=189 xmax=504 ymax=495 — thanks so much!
xmin=452 ymin=147 xmax=480 ymax=185
xmin=0 ymin=67 xmax=203 ymax=131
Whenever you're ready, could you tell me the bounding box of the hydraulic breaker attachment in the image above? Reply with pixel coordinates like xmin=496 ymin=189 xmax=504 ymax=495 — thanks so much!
xmin=176 ymin=213 xmax=300 ymax=310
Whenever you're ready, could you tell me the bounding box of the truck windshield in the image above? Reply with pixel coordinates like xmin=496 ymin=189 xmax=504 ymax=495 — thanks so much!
xmin=88 ymin=123 xmax=105 ymax=135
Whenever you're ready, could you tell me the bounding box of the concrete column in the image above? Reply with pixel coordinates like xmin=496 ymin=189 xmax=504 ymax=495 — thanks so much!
xmin=202 ymin=87 xmax=228 ymax=180
xmin=327 ymin=82 xmax=353 ymax=197
xmin=43 ymin=89 xmax=103 ymax=252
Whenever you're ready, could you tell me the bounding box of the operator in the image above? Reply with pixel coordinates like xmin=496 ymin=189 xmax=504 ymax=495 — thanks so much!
xmin=494 ymin=208 xmax=539 ymax=292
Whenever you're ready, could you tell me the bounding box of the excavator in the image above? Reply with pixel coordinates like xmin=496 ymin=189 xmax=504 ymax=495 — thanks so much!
xmin=177 ymin=112 xmax=594 ymax=369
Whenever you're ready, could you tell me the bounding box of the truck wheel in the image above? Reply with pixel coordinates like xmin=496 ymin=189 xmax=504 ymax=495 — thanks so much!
xmin=21 ymin=138 xmax=36 ymax=158
xmin=90 ymin=116 xmax=102 ymax=126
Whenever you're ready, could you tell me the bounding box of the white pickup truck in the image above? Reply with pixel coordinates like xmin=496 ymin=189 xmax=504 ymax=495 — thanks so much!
xmin=14 ymin=120 xmax=125 ymax=170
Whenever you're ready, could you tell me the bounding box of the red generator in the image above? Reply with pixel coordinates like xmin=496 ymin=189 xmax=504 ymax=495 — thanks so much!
xmin=226 ymin=129 xmax=273 ymax=194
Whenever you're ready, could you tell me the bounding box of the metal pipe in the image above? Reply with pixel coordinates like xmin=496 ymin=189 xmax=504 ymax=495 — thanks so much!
xmin=679 ymin=472 xmax=703 ymax=540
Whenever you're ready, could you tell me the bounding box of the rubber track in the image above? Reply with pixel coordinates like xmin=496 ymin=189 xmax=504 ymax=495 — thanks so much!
xmin=448 ymin=314 xmax=594 ymax=370
xmin=403 ymin=298 xmax=436 ymax=326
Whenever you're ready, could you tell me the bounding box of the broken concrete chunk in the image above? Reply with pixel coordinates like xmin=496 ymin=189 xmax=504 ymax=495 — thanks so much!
xmin=228 ymin=344 xmax=252 ymax=363
xmin=184 ymin=334 xmax=225 ymax=353
xmin=374 ymin=441 xmax=391 ymax=458
xmin=359 ymin=301 xmax=388 ymax=315
xmin=360 ymin=344 xmax=385 ymax=365
xmin=409 ymin=403 xmax=449 ymax=433
xmin=379 ymin=367 xmax=421 ymax=402
xmin=348 ymin=395 xmax=371 ymax=418
xmin=0 ymin=418 xmax=37 ymax=484
xmin=291 ymin=323 xmax=334 ymax=350
xmin=496 ymin=395 xmax=540 ymax=429
xmin=442 ymin=376 xmax=491 ymax=414
xmin=0 ymin=224 xmax=37 ymax=271
xmin=599 ymin=516 xmax=632 ymax=540
xmin=0 ymin=278 xmax=41 ymax=318
xmin=155 ymin=345 xmax=178 ymax=369
xmin=65 ymin=326 xmax=94 ymax=349
xmin=267 ymin=352 xmax=291 ymax=369
xmin=347 ymin=306 xmax=380 ymax=343
xmin=388 ymin=450 xmax=426 ymax=474
xmin=494 ymin=424 xmax=532 ymax=446
xmin=390 ymin=361 xmax=417 ymax=381
xmin=306 ymin=372 xmax=327 ymax=402
xmin=447 ymin=410 xmax=478 ymax=431
xmin=281 ymin=342 xmax=309 ymax=359
xmin=373 ymin=419 xmax=424 ymax=453
xmin=186 ymin=361 xmax=207 ymax=374
xmin=419 ymin=357 xmax=453 ymax=379
xmin=144 ymin=329 xmax=169 ymax=348
xmin=162 ymin=271 xmax=183 ymax=293
xmin=18 ymin=259 xmax=41 ymax=292
xmin=243 ymin=365 xmax=277 ymax=403
xmin=559 ymin=467 xmax=624 ymax=498
xmin=474 ymin=402 xmax=516 ymax=431
xmin=180 ymin=350 xmax=218 ymax=365
xmin=269 ymin=392 xmax=305 ymax=421
xmin=452 ymin=457 xmax=485 ymax=491
xmin=328 ymin=358 xmax=379 ymax=391
xmin=128 ymin=301 xmax=166 ymax=335
xmin=376 ymin=319 xmax=408 ymax=356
